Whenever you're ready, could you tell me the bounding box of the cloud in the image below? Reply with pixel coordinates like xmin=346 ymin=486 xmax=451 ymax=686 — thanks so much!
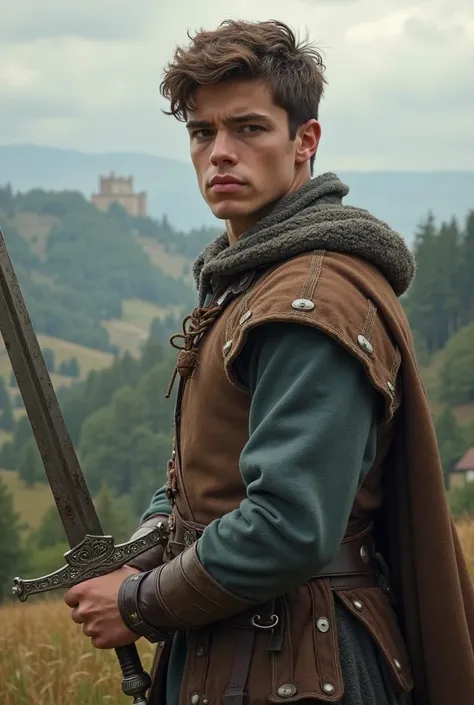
xmin=0 ymin=0 xmax=472 ymax=172
xmin=0 ymin=0 xmax=154 ymax=42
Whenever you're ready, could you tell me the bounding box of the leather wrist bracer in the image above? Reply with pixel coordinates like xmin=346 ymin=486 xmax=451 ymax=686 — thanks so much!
xmin=118 ymin=543 xmax=257 ymax=642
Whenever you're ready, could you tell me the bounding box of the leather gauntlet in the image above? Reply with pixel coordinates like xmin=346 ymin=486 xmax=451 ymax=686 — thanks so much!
xmin=118 ymin=543 xmax=257 ymax=642
xmin=126 ymin=514 xmax=170 ymax=572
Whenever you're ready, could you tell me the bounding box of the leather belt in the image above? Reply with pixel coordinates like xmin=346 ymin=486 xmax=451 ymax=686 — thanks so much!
xmin=315 ymin=526 xmax=379 ymax=590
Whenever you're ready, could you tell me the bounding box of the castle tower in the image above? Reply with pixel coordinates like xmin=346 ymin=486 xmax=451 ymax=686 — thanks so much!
xmin=91 ymin=172 xmax=147 ymax=217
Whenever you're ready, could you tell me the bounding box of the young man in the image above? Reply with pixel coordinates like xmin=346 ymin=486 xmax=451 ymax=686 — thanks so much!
xmin=64 ymin=19 xmax=474 ymax=705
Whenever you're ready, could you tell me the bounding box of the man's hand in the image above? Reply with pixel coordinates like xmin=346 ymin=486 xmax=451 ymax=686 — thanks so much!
xmin=64 ymin=565 xmax=141 ymax=649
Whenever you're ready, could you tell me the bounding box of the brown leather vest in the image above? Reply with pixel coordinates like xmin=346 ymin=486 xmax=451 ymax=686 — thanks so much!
xmin=151 ymin=251 xmax=414 ymax=704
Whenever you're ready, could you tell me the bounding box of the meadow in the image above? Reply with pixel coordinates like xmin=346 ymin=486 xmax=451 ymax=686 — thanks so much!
xmin=1 ymin=520 xmax=473 ymax=705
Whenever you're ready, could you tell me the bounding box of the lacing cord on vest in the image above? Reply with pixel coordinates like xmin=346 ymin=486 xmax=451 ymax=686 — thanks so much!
xmin=165 ymin=304 xmax=223 ymax=398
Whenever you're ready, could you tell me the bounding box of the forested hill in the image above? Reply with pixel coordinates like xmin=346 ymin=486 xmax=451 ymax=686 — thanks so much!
xmin=0 ymin=196 xmax=474 ymax=591
xmin=0 ymin=185 xmax=219 ymax=352
xmin=2 ymin=144 xmax=474 ymax=238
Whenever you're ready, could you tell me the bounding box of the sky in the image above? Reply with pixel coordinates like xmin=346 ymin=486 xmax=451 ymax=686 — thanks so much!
xmin=0 ymin=0 xmax=473 ymax=171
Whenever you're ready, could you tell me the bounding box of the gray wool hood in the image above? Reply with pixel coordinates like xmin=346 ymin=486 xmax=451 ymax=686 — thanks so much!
xmin=193 ymin=172 xmax=416 ymax=305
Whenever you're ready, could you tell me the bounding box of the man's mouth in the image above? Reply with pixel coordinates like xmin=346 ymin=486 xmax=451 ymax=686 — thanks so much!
xmin=209 ymin=176 xmax=246 ymax=193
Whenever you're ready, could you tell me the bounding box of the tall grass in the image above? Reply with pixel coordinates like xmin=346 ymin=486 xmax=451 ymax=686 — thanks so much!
xmin=2 ymin=521 xmax=474 ymax=704
xmin=0 ymin=597 xmax=155 ymax=705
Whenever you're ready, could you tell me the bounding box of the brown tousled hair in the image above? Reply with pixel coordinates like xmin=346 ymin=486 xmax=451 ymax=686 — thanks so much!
xmin=160 ymin=20 xmax=327 ymax=172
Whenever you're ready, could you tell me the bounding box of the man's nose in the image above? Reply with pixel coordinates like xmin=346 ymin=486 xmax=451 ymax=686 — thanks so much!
xmin=210 ymin=131 xmax=237 ymax=166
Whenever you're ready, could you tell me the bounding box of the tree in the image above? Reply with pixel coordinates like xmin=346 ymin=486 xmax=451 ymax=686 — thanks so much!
xmin=448 ymin=482 xmax=474 ymax=520
xmin=68 ymin=357 xmax=80 ymax=378
xmin=35 ymin=505 xmax=65 ymax=549
xmin=438 ymin=323 xmax=474 ymax=405
xmin=43 ymin=348 xmax=56 ymax=372
xmin=0 ymin=442 xmax=16 ymax=470
xmin=403 ymin=212 xmax=442 ymax=354
xmin=94 ymin=483 xmax=136 ymax=542
xmin=436 ymin=218 xmax=462 ymax=342
xmin=0 ymin=392 xmax=14 ymax=431
xmin=0 ymin=476 xmax=26 ymax=602
xmin=434 ymin=407 xmax=467 ymax=488
xmin=0 ymin=376 xmax=9 ymax=408
xmin=459 ymin=211 xmax=474 ymax=327
xmin=18 ymin=440 xmax=43 ymax=487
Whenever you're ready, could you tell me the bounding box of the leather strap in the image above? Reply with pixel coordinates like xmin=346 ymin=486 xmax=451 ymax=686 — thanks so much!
xmin=315 ymin=526 xmax=379 ymax=589
xmin=223 ymin=628 xmax=256 ymax=705
xmin=118 ymin=571 xmax=171 ymax=643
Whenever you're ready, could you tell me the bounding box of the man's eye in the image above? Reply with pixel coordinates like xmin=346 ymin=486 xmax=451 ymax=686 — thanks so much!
xmin=241 ymin=125 xmax=264 ymax=133
xmin=193 ymin=129 xmax=213 ymax=139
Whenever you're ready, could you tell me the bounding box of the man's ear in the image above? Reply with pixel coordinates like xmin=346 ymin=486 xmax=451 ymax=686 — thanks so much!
xmin=295 ymin=119 xmax=321 ymax=165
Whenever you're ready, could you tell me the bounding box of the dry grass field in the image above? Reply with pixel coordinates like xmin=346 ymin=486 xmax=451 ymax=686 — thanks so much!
xmin=0 ymin=470 xmax=54 ymax=534
xmin=0 ymin=597 xmax=156 ymax=705
xmin=1 ymin=521 xmax=473 ymax=704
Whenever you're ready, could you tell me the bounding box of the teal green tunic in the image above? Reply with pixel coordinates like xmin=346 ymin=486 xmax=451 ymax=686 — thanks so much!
xmin=141 ymin=323 xmax=409 ymax=705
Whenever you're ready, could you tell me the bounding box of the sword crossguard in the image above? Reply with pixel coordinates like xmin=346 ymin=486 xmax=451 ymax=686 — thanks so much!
xmin=12 ymin=521 xmax=169 ymax=601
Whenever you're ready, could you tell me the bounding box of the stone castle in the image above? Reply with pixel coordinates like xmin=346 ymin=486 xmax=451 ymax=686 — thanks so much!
xmin=91 ymin=172 xmax=147 ymax=217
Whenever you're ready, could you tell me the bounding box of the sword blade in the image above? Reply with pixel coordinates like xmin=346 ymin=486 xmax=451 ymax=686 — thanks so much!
xmin=0 ymin=226 xmax=102 ymax=545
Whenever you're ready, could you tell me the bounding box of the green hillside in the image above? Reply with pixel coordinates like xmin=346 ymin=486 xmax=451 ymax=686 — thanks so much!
xmin=0 ymin=187 xmax=473 ymax=597
xmin=0 ymin=185 xmax=217 ymax=359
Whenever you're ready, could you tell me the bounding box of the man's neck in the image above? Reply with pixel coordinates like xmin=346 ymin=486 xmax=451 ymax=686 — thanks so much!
xmin=225 ymin=172 xmax=312 ymax=247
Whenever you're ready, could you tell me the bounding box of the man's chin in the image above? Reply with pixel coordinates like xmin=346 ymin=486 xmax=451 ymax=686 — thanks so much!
xmin=208 ymin=201 xmax=255 ymax=220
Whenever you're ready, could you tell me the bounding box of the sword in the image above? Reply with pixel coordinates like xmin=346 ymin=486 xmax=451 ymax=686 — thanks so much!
xmin=0 ymin=225 xmax=169 ymax=704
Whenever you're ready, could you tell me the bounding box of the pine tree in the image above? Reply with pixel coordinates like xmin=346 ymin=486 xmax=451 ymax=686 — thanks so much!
xmin=0 ymin=441 xmax=16 ymax=470
xmin=434 ymin=407 xmax=467 ymax=488
xmin=459 ymin=211 xmax=474 ymax=327
xmin=68 ymin=357 xmax=80 ymax=378
xmin=0 ymin=476 xmax=26 ymax=602
xmin=0 ymin=392 xmax=14 ymax=431
xmin=437 ymin=218 xmax=462 ymax=342
xmin=18 ymin=441 xmax=43 ymax=487
xmin=0 ymin=376 xmax=9 ymax=408
xmin=42 ymin=348 xmax=56 ymax=373
xmin=94 ymin=483 xmax=136 ymax=543
xmin=404 ymin=212 xmax=441 ymax=353
xmin=35 ymin=505 xmax=65 ymax=549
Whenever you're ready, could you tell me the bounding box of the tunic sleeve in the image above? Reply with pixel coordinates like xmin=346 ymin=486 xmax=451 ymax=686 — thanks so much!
xmin=140 ymin=483 xmax=173 ymax=522
xmin=196 ymin=321 xmax=380 ymax=601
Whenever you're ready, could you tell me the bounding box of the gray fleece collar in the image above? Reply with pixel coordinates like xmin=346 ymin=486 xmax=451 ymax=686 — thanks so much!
xmin=193 ymin=172 xmax=415 ymax=305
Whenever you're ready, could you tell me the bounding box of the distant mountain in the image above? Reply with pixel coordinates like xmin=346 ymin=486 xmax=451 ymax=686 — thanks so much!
xmin=1 ymin=144 xmax=473 ymax=241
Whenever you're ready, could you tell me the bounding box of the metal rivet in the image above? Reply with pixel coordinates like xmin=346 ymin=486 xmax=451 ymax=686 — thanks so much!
xmin=222 ymin=340 xmax=232 ymax=354
xmin=394 ymin=659 xmax=402 ymax=672
xmin=360 ymin=545 xmax=370 ymax=564
xmin=316 ymin=617 xmax=330 ymax=633
xmin=357 ymin=334 xmax=373 ymax=354
xmin=196 ymin=645 xmax=205 ymax=657
xmin=277 ymin=684 xmax=297 ymax=698
xmin=239 ymin=311 xmax=252 ymax=325
xmin=191 ymin=694 xmax=200 ymax=705
xmin=322 ymin=683 xmax=335 ymax=695
xmin=202 ymin=700 xmax=209 ymax=705
xmin=129 ymin=612 xmax=138 ymax=621
xmin=291 ymin=298 xmax=315 ymax=311
xmin=387 ymin=381 xmax=395 ymax=393
xmin=352 ymin=599 xmax=363 ymax=611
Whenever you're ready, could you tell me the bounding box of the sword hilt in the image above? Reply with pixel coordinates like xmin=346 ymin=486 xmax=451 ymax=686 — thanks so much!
xmin=12 ymin=522 xmax=169 ymax=601
xmin=116 ymin=644 xmax=152 ymax=704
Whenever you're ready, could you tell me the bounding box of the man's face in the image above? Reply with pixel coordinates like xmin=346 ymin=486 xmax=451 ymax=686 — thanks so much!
xmin=186 ymin=79 xmax=320 ymax=229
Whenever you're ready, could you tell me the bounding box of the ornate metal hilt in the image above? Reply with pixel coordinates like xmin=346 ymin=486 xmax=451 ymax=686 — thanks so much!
xmin=12 ymin=521 xmax=169 ymax=601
